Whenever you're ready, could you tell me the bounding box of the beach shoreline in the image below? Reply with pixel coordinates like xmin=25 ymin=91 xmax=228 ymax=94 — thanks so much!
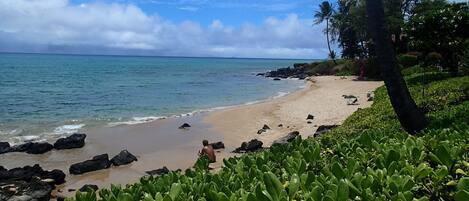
xmin=0 ymin=75 xmax=383 ymax=198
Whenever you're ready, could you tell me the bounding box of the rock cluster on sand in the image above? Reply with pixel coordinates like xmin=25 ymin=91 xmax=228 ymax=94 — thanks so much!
xmin=209 ymin=141 xmax=225 ymax=149
xmin=306 ymin=114 xmax=315 ymax=120
xmin=146 ymin=166 xmax=170 ymax=176
xmin=272 ymin=131 xmax=300 ymax=146
xmin=0 ymin=165 xmax=65 ymax=201
xmin=233 ymin=139 xmax=263 ymax=153
xmin=54 ymin=133 xmax=86 ymax=150
xmin=313 ymin=125 xmax=339 ymax=137
xmin=110 ymin=150 xmax=138 ymax=166
xmin=0 ymin=133 xmax=87 ymax=155
xmin=178 ymin=123 xmax=191 ymax=129
xmin=69 ymin=154 xmax=112 ymax=175
xmin=69 ymin=150 xmax=139 ymax=175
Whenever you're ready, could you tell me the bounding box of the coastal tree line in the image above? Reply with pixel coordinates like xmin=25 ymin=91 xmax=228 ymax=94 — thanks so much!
xmin=314 ymin=0 xmax=468 ymax=134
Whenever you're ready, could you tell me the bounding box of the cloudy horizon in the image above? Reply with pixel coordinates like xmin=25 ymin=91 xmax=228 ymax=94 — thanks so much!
xmin=0 ymin=0 xmax=330 ymax=59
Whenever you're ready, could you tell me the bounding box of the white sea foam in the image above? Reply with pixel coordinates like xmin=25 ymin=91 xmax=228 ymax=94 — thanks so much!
xmin=108 ymin=116 xmax=167 ymax=126
xmin=53 ymin=124 xmax=85 ymax=135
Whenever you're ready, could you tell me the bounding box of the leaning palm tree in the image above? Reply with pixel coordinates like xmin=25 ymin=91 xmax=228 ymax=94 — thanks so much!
xmin=366 ymin=0 xmax=428 ymax=134
xmin=314 ymin=1 xmax=336 ymax=63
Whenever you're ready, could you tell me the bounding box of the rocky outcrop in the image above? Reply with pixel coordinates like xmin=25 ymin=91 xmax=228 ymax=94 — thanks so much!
xmin=264 ymin=65 xmax=311 ymax=80
xmin=79 ymin=184 xmax=99 ymax=192
xmin=0 ymin=142 xmax=10 ymax=154
xmin=54 ymin=133 xmax=86 ymax=150
xmin=210 ymin=141 xmax=225 ymax=149
xmin=25 ymin=142 xmax=54 ymax=154
xmin=146 ymin=166 xmax=170 ymax=176
xmin=0 ymin=165 xmax=65 ymax=201
xmin=272 ymin=131 xmax=300 ymax=146
xmin=110 ymin=150 xmax=137 ymax=166
xmin=178 ymin=123 xmax=191 ymax=129
xmin=233 ymin=139 xmax=263 ymax=153
xmin=3 ymin=142 xmax=54 ymax=155
xmin=314 ymin=125 xmax=339 ymax=136
xmin=69 ymin=154 xmax=111 ymax=175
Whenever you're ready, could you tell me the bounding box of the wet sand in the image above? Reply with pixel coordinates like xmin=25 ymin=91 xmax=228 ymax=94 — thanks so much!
xmin=0 ymin=76 xmax=383 ymax=198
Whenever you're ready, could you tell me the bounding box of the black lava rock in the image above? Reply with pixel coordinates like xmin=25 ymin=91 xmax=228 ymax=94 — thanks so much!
xmin=54 ymin=133 xmax=86 ymax=150
xmin=110 ymin=150 xmax=138 ymax=166
xmin=69 ymin=154 xmax=111 ymax=175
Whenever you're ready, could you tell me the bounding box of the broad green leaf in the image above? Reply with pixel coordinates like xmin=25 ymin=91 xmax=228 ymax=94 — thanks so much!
xmin=169 ymin=183 xmax=182 ymax=201
xmin=331 ymin=162 xmax=346 ymax=179
xmin=337 ymin=179 xmax=349 ymax=201
xmin=263 ymin=172 xmax=283 ymax=200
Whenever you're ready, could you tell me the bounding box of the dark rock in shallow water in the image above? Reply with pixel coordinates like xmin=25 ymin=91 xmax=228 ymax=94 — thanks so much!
xmin=9 ymin=142 xmax=33 ymax=153
xmin=233 ymin=139 xmax=263 ymax=153
xmin=146 ymin=166 xmax=170 ymax=176
xmin=178 ymin=123 xmax=191 ymax=129
xmin=272 ymin=131 xmax=300 ymax=146
xmin=25 ymin=142 xmax=54 ymax=154
xmin=0 ymin=142 xmax=10 ymax=154
xmin=306 ymin=114 xmax=315 ymax=120
xmin=257 ymin=129 xmax=266 ymax=135
xmin=256 ymin=73 xmax=265 ymax=76
xmin=262 ymin=124 xmax=270 ymax=130
xmin=69 ymin=154 xmax=111 ymax=175
xmin=314 ymin=125 xmax=339 ymax=136
xmin=54 ymin=133 xmax=86 ymax=150
xmin=210 ymin=141 xmax=225 ymax=149
xmin=79 ymin=184 xmax=99 ymax=192
xmin=111 ymin=150 xmax=137 ymax=166
xmin=273 ymin=78 xmax=281 ymax=81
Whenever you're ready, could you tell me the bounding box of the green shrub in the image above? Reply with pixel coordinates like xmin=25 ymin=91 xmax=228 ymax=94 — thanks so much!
xmin=398 ymin=54 xmax=419 ymax=68
xmin=401 ymin=65 xmax=440 ymax=76
xmin=461 ymin=49 xmax=469 ymax=75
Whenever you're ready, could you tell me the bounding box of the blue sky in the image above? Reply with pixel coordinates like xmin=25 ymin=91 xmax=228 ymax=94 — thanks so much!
xmin=0 ymin=0 xmax=328 ymax=59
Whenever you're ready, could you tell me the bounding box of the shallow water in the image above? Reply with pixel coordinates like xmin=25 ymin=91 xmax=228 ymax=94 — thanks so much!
xmin=0 ymin=53 xmax=312 ymax=143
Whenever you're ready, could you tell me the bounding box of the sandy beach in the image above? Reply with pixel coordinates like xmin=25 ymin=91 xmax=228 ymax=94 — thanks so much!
xmin=0 ymin=76 xmax=382 ymax=197
xmin=204 ymin=76 xmax=383 ymax=149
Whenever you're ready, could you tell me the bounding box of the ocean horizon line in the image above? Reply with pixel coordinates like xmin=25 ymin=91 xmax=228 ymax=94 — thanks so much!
xmin=0 ymin=51 xmax=323 ymax=61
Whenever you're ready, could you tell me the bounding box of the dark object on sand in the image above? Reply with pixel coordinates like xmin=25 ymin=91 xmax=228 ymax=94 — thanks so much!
xmin=179 ymin=123 xmax=191 ymax=129
xmin=307 ymin=121 xmax=312 ymax=124
xmin=111 ymin=150 xmax=138 ymax=166
xmin=314 ymin=125 xmax=339 ymax=136
xmin=0 ymin=165 xmax=65 ymax=201
xmin=146 ymin=166 xmax=170 ymax=176
xmin=210 ymin=141 xmax=225 ymax=149
xmin=342 ymin=95 xmax=359 ymax=105
xmin=0 ymin=142 xmax=10 ymax=154
xmin=79 ymin=184 xmax=99 ymax=192
xmin=262 ymin=124 xmax=270 ymax=130
xmin=272 ymin=131 xmax=300 ymax=146
xmin=54 ymin=133 xmax=86 ymax=150
xmin=26 ymin=142 xmax=54 ymax=154
xmin=257 ymin=129 xmax=266 ymax=134
xmin=306 ymin=114 xmax=315 ymax=120
xmin=278 ymin=124 xmax=283 ymax=127
xmin=233 ymin=139 xmax=263 ymax=153
xmin=69 ymin=154 xmax=111 ymax=175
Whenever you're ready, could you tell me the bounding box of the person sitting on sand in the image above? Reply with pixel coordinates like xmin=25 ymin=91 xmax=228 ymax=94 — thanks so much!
xmin=198 ymin=140 xmax=216 ymax=163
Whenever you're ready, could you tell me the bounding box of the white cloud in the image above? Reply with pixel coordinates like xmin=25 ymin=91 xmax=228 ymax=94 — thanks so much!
xmin=0 ymin=0 xmax=329 ymax=59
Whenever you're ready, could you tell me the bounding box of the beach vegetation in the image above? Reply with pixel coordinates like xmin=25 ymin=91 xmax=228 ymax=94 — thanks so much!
xmin=67 ymin=56 xmax=469 ymax=201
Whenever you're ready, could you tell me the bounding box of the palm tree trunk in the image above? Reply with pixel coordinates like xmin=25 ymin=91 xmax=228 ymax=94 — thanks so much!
xmin=366 ymin=0 xmax=428 ymax=134
xmin=326 ymin=19 xmax=336 ymax=64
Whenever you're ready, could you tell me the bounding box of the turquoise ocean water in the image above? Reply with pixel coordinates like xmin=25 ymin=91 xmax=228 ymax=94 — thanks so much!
xmin=0 ymin=53 xmax=312 ymax=144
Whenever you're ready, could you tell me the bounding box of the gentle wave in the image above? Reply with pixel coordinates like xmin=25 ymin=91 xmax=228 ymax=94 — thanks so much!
xmin=53 ymin=124 xmax=85 ymax=135
xmin=107 ymin=86 xmax=303 ymax=127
